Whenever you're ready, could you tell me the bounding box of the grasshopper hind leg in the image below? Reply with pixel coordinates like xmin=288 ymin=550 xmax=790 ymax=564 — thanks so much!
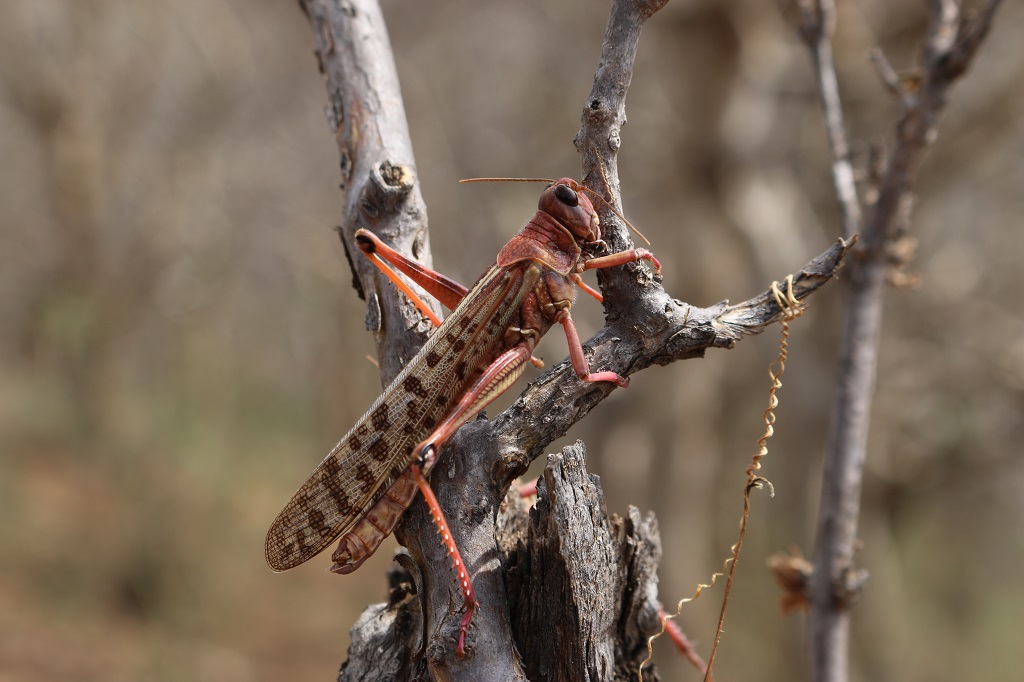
xmin=407 ymin=343 xmax=533 ymax=657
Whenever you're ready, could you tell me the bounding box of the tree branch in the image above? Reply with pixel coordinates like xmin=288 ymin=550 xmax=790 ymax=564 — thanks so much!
xmin=797 ymin=2 xmax=1003 ymax=681
xmin=797 ymin=0 xmax=862 ymax=240
xmin=299 ymin=0 xmax=439 ymax=387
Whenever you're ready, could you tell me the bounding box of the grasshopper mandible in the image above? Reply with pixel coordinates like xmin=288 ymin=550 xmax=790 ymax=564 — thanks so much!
xmin=265 ymin=178 xmax=660 ymax=657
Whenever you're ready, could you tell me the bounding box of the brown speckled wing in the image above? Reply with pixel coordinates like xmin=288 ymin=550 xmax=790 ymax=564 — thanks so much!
xmin=265 ymin=263 xmax=539 ymax=571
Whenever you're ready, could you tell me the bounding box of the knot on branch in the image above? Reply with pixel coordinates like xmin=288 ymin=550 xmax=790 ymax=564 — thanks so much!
xmin=358 ymin=162 xmax=416 ymax=223
xmin=493 ymin=449 xmax=530 ymax=490
xmin=834 ymin=564 xmax=870 ymax=609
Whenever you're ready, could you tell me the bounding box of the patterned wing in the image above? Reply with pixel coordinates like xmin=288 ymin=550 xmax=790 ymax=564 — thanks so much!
xmin=265 ymin=263 xmax=538 ymax=571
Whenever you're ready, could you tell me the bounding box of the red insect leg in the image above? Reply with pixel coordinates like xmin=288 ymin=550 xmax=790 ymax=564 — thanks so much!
xmin=581 ymin=247 xmax=661 ymax=275
xmin=558 ymin=245 xmax=663 ymax=388
xmin=558 ymin=312 xmax=629 ymax=388
xmin=571 ymin=272 xmax=603 ymax=303
xmin=355 ymin=228 xmax=468 ymax=311
xmin=515 ymin=477 xmax=539 ymax=499
xmin=410 ymin=461 xmax=477 ymax=658
xmin=356 ymin=228 xmax=544 ymax=365
xmin=659 ymin=608 xmax=712 ymax=677
xmin=406 ymin=344 xmax=532 ymax=656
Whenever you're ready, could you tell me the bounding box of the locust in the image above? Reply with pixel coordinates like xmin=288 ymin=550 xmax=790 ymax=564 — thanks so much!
xmin=265 ymin=178 xmax=660 ymax=657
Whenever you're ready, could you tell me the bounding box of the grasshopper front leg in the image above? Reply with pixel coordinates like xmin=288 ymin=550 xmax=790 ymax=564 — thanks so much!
xmin=581 ymin=246 xmax=662 ymax=275
xmin=554 ymin=245 xmax=663 ymax=387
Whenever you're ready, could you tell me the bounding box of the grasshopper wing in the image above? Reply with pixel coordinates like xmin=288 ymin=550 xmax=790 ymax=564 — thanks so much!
xmin=265 ymin=264 xmax=537 ymax=571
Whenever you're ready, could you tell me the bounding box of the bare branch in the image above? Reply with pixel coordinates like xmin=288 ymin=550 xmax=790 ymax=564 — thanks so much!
xmin=575 ymin=0 xmax=670 ymax=305
xmin=575 ymin=0 xmax=670 ymax=208
xmin=867 ymin=48 xmax=913 ymax=110
xmin=797 ymin=2 xmax=1005 ymax=682
xmin=716 ymin=238 xmax=855 ymax=337
xmin=940 ymin=0 xmax=1003 ymax=79
xmin=298 ymin=0 xmax=439 ymax=385
xmin=798 ymin=0 xmax=862 ymax=240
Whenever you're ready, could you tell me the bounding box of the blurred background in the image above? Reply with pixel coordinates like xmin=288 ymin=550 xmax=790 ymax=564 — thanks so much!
xmin=1 ymin=0 xmax=1021 ymax=680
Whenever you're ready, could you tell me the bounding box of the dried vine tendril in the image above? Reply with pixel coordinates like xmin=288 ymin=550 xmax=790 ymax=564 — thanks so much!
xmin=638 ymin=275 xmax=805 ymax=682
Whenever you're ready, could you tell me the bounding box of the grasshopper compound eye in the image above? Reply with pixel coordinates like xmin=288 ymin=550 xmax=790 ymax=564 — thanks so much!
xmin=553 ymin=183 xmax=579 ymax=207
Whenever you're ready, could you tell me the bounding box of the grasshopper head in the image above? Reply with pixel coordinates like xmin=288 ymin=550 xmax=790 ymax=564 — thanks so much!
xmin=540 ymin=178 xmax=601 ymax=244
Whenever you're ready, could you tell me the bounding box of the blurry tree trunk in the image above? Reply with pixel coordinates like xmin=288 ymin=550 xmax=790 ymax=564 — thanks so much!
xmin=797 ymin=2 xmax=1003 ymax=681
xmin=295 ymin=0 xmax=850 ymax=680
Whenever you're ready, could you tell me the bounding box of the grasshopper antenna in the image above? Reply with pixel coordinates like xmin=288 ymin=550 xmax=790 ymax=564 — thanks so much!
xmin=459 ymin=177 xmax=555 ymax=184
xmin=586 ymin=148 xmax=652 ymax=246
xmin=459 ymin=177 xmax=651 ymax=246
xmin=577 ymin=185 xmax=651 ymax=246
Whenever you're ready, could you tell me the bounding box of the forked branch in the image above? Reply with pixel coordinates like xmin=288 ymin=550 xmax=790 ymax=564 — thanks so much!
xmin=796 ymin=2 xmax=1003 ymax=682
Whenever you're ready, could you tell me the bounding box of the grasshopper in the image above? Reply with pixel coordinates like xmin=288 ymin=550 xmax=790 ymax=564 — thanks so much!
xmin=265 ymin=178 xmax=660 ymax=656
